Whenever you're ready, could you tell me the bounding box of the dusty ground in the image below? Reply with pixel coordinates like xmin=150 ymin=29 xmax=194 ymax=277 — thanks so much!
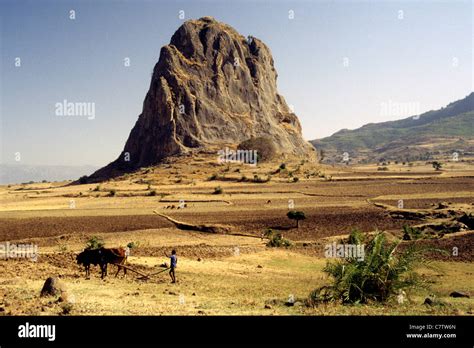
xmin=0 ymin=156 xmax=473 ymax=315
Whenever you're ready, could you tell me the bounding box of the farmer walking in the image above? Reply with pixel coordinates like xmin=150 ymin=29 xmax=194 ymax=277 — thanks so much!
xmin=165 ymin=249 xmax=177 ymax=283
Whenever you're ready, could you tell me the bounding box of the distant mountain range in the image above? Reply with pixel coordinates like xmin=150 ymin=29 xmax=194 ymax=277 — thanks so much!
xmin=0 ymin=164 xmax=100 ymax=185
xmin=311 ymin=93 xmax=474 ymax=163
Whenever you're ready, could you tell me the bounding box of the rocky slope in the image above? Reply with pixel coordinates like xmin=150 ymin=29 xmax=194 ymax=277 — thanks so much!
xmin=89 ymin=17 xmax=315 ymax=181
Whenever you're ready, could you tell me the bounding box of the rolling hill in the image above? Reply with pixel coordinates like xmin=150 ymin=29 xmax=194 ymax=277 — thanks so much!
xmin=311 ymin=93 xmax=474 ymax=164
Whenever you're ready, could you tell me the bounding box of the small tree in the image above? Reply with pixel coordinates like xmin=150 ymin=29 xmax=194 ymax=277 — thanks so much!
xmin=287 ymin=210 xmax=306 ymax=228
xmin=432 ymin=161 xmax=442 ymax=171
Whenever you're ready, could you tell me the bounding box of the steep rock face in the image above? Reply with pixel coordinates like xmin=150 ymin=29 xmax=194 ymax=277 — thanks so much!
xmin=90 ymin=17 xmax=314 ymax=180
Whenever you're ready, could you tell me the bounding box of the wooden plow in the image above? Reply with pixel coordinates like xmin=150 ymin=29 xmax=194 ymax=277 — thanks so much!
xmin=111 ymin=263 xmax=170 ymax=281
xmin=137 ymin=267 xmax=170 ymax=280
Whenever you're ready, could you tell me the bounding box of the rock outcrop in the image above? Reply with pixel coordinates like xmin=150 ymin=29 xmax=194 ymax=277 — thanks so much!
xmin=89 ymin=17 xmax=314 ymax=181
xmin=40 ymin=277 xmax=67 ymax=297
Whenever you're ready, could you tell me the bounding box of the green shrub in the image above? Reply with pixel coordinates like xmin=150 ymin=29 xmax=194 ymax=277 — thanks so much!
xmin=348 ymin=228 xmax=366 ymax=245
xmin=61 ymin=303 xmax=73 ymax=315
xmin=267 ymin=232 xmax=292 ymax=247
xmin=307 ymin=286 xmax=334 ymax=306
xmin=432 ymin=161 xmax=442 ymax=171
xmin=263 ymin=228 xmax=274 ymax=239
xmin=402 ymin=225 xmax=423 ymax=240
xmin=309 ymin=232 xmax=441 ymax=305
xmin=86 ymin=236 xmax=104 ymax=250
xmin=127 ymin=241 xmax=139 ymax=249
xmin=108 ymin=189 xmax=116 ymax=197
xmin=213 ymin=186 xmax=223 ymax=194
xmin=148 ymin=190 xmax=157 ymax=196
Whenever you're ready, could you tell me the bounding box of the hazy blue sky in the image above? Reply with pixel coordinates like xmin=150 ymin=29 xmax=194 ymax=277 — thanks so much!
xmin=1 ymin=0 xmax=472 ymax=166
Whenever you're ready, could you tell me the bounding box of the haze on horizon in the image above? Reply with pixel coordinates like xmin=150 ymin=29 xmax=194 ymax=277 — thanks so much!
xmin=1 ymin=0 xmax=472 ymax=167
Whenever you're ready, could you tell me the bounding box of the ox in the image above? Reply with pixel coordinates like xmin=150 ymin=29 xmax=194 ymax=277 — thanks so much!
xmin=76 ymin=247 xmax=127 ymax=279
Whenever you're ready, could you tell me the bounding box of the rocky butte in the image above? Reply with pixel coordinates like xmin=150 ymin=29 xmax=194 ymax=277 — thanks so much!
xmin=88 ymin=17 xmax=315 ymax=181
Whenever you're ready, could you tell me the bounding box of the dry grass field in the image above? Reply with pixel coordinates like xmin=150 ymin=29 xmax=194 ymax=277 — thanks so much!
xmin=0 ymin=155 xmax=473 ymax=315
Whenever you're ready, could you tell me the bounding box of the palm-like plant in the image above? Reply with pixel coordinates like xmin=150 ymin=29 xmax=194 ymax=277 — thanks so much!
xmin=312 ymin=231 xmax=440 ymax=304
